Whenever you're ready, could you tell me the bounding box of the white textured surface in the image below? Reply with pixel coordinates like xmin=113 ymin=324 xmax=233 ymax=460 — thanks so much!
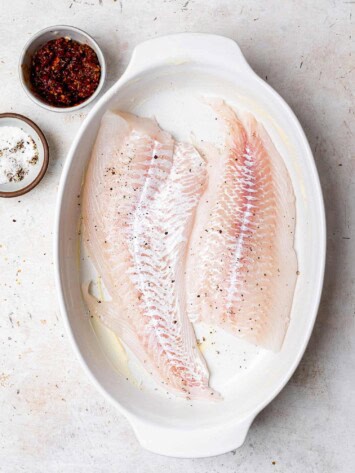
xmin=0 ymin=0 xmax=354 ymax=471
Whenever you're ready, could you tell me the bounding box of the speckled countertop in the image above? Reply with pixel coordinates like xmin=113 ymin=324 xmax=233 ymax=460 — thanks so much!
xmin=0 ymin=1 xmax=354 ymax=472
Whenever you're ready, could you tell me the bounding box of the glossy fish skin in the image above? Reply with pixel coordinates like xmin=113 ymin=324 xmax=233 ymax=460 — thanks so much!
xmin=186 ymin=100 xmax=297 ymax=351
xmin=82 ymin=111 xmax=216 ymax=400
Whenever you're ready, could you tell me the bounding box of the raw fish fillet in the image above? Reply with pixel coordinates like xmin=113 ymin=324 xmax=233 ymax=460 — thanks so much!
xmin=186 ymin=100 xmax=297 ymax=351
xmin=82 ymin=110 xmax=216 ymax=399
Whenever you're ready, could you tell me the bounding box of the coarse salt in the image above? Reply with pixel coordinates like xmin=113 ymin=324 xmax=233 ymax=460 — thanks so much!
xmin=0 ymin=126 xmax=39 ymax=185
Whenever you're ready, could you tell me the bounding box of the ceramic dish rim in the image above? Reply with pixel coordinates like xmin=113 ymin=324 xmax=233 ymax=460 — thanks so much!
xmin=53 ymin=33 xmax=326 ymax=457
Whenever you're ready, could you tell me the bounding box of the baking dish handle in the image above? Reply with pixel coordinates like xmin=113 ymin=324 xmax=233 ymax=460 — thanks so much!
xmin=128 ymin=414 xmax=255 ymax=457
xmin=122 ymin=33 xmax=253 ymax=80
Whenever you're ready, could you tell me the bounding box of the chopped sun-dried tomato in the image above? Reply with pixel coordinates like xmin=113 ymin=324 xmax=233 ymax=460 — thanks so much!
xmin=30 ymin=37 xmax=101 ymax=107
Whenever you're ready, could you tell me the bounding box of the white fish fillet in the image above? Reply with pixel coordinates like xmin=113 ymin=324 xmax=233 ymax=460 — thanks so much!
xmin=186 ymin=100 xmax=297 ymax=351
xmin=82 ymin=110 xmax=217 ymax=399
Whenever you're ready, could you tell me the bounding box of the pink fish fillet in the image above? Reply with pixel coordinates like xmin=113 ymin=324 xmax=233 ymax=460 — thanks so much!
xmin=82 ymin=110 xmax=217 ymax=399
xmin=186 ymin=100 xmax=297 ymax=351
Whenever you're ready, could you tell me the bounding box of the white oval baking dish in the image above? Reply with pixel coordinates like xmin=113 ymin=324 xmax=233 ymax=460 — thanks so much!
xmin=54 ymin=33 xmax=326 ymax=458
